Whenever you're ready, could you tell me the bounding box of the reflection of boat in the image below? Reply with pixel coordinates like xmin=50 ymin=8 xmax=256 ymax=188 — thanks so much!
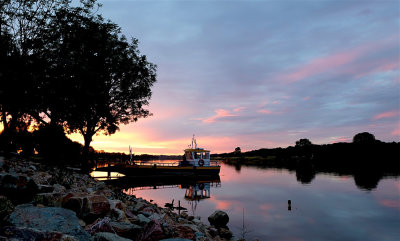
xmin=111 ymin=175 xmax=221 ymax=216
xmin=95 ymin=136 xmax=220 ymax=176
xmin=106 ymin=175 xmax=221 ymax=192
xmin=185 ymin=182 xmax=211 ymax=201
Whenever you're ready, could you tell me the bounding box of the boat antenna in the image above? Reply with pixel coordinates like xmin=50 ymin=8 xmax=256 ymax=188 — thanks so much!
xmin=192 ymin=134 xmax=195 ymax=149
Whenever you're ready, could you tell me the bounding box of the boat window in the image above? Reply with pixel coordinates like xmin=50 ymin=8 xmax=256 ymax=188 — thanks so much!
xmin=204 ymin=152 xmax=209 ymax=159
xmin=186 ymin=152 xmax=192 ymax=160
xmin=194 ymin=152 xmax=198 ymax=159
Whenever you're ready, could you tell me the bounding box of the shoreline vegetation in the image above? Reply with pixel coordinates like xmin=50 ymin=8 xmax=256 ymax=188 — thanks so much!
xmin=212 ymin=133 xmax=400 ymax=190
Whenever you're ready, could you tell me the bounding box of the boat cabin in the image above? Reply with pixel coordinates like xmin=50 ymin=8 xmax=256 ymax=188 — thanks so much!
xmin=181 ymin=148 xmax=211 ymax=167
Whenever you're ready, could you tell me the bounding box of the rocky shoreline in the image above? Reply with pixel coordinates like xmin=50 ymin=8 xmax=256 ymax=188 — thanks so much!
xmin=0 ymin=156 xmax=237 ymax=241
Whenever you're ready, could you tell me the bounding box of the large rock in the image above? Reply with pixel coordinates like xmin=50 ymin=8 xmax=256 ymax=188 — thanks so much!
xmin=218 ymin=227 xmax=233 ymax=239
xmin=208 ymin=210 xmax=229 ymax=229
xmin=111 ymin=221 xmax=142 ymax=239
xmin=34 ymin=192 xmax=65 ymax=207
xmin=85 ymin=217 xmax=115 ymax=235
xmin=159 ymin=239 xmax=193 ymax=241
xmin=62 ymin=192 xmax=110 ymax=222
xmin=9 ymin=204 xmax=90 ymax=241
xmin=137 ymin=214 xmax=151 ymax=226
xmin=137 ymin=220 xmax=166 ymax=241
xmin=174 ymin=225 xmax=196 ymax=240
xmin=0 ymin=173 xmax=38 ymax=203
xmin=0 ymin=226 xmax=79 ymax=241
xmin=0 ymin=195 xmax=14 ymax=224
xmin=62 ymin=192 xmax=90 ymax=218
xmin=89 ymin=232 xmax=131 ymax=241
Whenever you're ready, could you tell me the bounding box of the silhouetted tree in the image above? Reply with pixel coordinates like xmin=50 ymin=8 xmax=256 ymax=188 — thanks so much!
xmin=0 ymin=0 xmax=98 ymax=154
xmin=234 ymin=147 xmax=241 ymax=154
xmin=353 ymin=132 xmax=376 ymax=144
xmin=41 ymin=8 xmax=156 ymax=165
xmin=295 ymin=138 xmax=312 ymax=147
xmin=1 ymin=1 xmax=157 ymax=167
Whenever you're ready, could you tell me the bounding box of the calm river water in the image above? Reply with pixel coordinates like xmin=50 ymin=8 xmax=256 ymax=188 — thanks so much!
xmin=93 ymin=162 xmax=400 ymax=241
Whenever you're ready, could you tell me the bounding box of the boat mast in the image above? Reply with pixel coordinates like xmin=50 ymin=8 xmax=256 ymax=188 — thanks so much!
xmin=129 ymin=145 xmax=133 ymax=163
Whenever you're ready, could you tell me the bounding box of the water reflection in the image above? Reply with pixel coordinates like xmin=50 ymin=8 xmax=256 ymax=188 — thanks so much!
xmin=105 ymin=175 xmax=221 ymax=216
xmin=225 ymin=161 xmax=397 ymax=191
xmin=92 ymin=162 xmax=400 ymax=240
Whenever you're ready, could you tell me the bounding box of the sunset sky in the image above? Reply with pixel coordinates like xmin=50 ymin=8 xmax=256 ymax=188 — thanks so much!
xmin=69 ymin=0 xmax=399 ymax=155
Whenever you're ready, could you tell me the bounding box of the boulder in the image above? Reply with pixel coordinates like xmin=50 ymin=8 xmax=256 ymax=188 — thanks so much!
xmin=109 ymin=200 xmax=129 ymax=222
xmin=0 ymin=195 xmax=14 ymax=224
xmin=208 ymin=210 xmax=229 ymax=229
xmin=180 ymin=212 xmax=188 ymax=219
xmin=0 ymin=173 xmax=38 ymax=203
xmin=0 ymin=156 xmax=4 ymax=170
xmin=159 ymin=239 xmax=193 ymax=241
xmin=111 ymin=221 xmax=142 ymax=239
xmin=174 ymin=225 xmax=196 ymax=240
xmin=34 ymin=192 xmax=65 ymax=207
xmin=218 ymin=227 xmax=233 ymax=239
xmin=137 ymin=214 xmax=151 ymax=226
xmin=85 ymin=217 xmax=115 ymax=235
xmin=62 ymin=192 xmax=90 ymax=218
xmin=88 ymin=194 xmax=110 ymax=216
xmin=9 ymin=204 xmax=90 ymax=241
xmin=137 ymin=220 xmax=166 ymax=241
xmin=53 ymin=184 xmax=67 ymax=193
xmin=37 ymin=184 xmax=55 ymax=193
xmin=89 ymin=232 xmax=131 ymax=241
xmin=134 ymin=201 xmax=147 ymax=211
xmin=62 ymin=192 xmax=110 ymax=222
xmin=0 ymin=226 xmax=79 ymax=241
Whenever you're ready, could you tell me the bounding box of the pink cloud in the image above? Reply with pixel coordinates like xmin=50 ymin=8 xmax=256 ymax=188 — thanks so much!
xmin=202 ymin=109 xmax=238 ymax=123
xmin=303 ymin=96 xmax=311 ymax=101
xmin=391 ymin=126 xmax=400 ymax=136
xmin=380 ymin=200 xmax=400 ymax=210
xmin=331 ymin=137 xmax=351 ymax=144
xmin=258 ymin=109 xmax=273 ymax=114
xmin=233 ymin=107 xmax=245 ymax=112
xmin=373 ymin=110 xmax=399 ymax=120
xmin=281 ymin=37 xmax=398 ymax=83
xmin=353 ymin=60 xmax=399 ymax=79
xmin=282 ymin=49 xmax=359 ymax=83
xmin=259 ymin=203 xmax=274 ymax=211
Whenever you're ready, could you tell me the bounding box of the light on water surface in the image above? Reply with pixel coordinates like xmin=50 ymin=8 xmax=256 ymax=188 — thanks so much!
xmin=92 ymin=162 xmax=400 ymax=240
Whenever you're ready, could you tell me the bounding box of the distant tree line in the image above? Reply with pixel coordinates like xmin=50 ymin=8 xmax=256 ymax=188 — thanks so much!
xmin=213 ymin=132 xmax=400 ymax=190
xmin=0 ymin=0 xmax=156 ymax=169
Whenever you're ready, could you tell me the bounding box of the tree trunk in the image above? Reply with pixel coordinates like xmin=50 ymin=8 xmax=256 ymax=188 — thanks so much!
xmin=81 ymin=132 xmax=93 ymax=173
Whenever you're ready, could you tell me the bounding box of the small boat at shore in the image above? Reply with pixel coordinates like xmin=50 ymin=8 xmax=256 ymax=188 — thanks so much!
xmin=95 ymin=136 xmax=221 ymax=177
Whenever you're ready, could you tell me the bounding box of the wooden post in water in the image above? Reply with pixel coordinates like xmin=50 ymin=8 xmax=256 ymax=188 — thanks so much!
xmin=178 ymin=200 xmax=181 ymax=216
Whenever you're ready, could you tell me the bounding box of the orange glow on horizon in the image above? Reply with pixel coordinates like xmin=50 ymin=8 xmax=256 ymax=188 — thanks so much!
xmin=67 ymin=127 xmax=247 ymax=155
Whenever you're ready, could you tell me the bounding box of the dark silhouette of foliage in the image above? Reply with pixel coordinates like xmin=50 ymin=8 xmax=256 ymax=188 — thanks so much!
xmin=295 ymin=138 xmax=312 ymax=147
xmin=353 ymin=132 xmax=376 ymax=144
xmin=33 ymin=125 xmax=82 ymax=164
xmin=40 ymin=8 xmax=157 ymax=166
xmin=234 ymin=147 xmax=241 ymax=154
xmin=0 ymin=0 xmax=157 ymax=170
xmin=215 ymin=135 xmax=400 ymax=191
xmin=0 ymin=0 xmax=99 ymax=153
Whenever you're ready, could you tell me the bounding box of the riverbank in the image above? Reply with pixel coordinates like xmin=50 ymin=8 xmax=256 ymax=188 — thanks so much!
xmin=0 ymin=156 xmax=237 ymax=241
